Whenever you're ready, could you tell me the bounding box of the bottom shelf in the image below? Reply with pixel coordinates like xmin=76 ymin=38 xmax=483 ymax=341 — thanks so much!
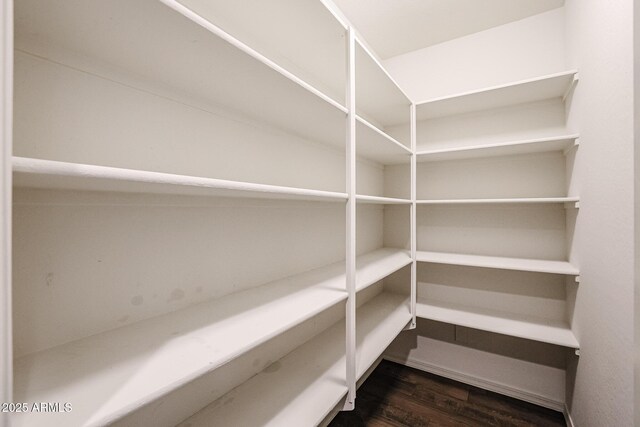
xmin=180 ymin=291 xmax=410 ymax=426
xmin=416 ymin=299 xmax=579 ymax=348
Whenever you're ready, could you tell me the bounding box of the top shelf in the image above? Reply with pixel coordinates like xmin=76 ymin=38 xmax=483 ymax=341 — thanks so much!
xmin=355 ymin=38 xmax=412 ymax=129
xmin=15 ymin=0 xmax=347 ymax=149
xmin=416 ymin=70 xmax=578 ymax=120
xmin=173 ymin=0 xmax=348 ymax=105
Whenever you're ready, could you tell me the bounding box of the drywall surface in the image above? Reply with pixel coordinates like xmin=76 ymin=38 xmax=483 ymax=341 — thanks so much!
xmin=0 ymin=0 xmax=12 ymax=421
xmin=563 ymin=0 xmax=635 ymax=425
xmin=635 ymin=0 xmax=640 ymax=423
xmin=383 ymin=8 xmax=566 ymax=102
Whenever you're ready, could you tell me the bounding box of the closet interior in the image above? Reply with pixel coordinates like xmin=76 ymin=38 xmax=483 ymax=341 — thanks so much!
xmin=4 ymin=0 xmax=584 ymax=425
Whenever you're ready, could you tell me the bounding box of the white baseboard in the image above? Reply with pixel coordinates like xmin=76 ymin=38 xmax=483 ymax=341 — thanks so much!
xmin=383 ymin=354 xmax=564 ymax=412
xmin=563 ymin=404 xmax=576 ymax=427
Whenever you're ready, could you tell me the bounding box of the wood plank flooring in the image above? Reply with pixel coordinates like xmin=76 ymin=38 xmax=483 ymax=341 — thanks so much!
xmin=329 ymin=360 xmax=566 ymax=427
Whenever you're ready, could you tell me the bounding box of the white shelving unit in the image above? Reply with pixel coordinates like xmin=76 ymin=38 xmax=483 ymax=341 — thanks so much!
xmin=178 ymin=291 xmax=410 ymax=427
xmin=414 ymin=68 xmax=581 ymax=352
xmin=12 ymin=259 xmax=348 ymax=427
xmin=6 ymin=1 xmax=416 ymax=425
xmin=1 ymin=1 xmax=585 ymax=423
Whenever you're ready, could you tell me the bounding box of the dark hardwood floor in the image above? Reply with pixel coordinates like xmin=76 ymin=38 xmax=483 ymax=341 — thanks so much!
xmin=329 ymin=360 xmax=566 ymax=427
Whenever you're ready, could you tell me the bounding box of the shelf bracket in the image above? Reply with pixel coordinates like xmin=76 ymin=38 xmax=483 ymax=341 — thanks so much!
xmin=562 ymin=73 xmax=579 ymax=102
xmin=562 ymin=138 xmax=580 ymax=155
xmin=564 ymin=201 xmax=580 ymax=209
xmin=404 ymin=320 xmax=417 ymax=331
xmin=342 ymin=399 xmax=355 ymax=411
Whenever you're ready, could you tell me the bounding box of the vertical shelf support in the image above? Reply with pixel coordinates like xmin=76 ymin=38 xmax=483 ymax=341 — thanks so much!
xmin=409 ymin=103 xmax=417 ymax=329
xmin=343 ymin=26 xmax=357 ymax=411
xmin=0 ymin=0 xmax=13 ymax=423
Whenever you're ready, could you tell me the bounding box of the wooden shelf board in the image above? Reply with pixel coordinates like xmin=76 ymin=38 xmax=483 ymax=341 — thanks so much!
xmin=356 ymin=248 xmax=412 ymax=292
xmin=416 ymin=251 xmax=579 ymax=276
xmin=416 ymin=299 xmax=579 ymax=348
xmin=416 ymin=70 xmax=578 ymax=120
xmin=15 ymin=0 xmax=347 ymax=149
xmin=356 ymin=115 xmax=411 ymax=165
xmin=179 ymin=292 xmax=410 ymax=427
xmin=417 ymin=197 xmax=579 ymax=205
xmin=356 ymin=195 xmax=412 ymax=205
xmin=13 ymin=157 xmax=348 ymax=202
xmin=416 ymin=135 xmax=580 ymax=162
xmin=12 ymin=260 xmax=348 ymax=427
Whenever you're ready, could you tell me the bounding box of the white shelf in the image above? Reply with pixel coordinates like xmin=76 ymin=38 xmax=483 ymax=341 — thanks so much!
xmin=177 ymin=308 xmax=348 ymax=427
xmin=416 ymin=251 xmax=579 ymax=276
xmin=12 ymin=261 xmax=348 ymax=427
xmin=12 ymin=247 xmax=408 ymax=427
xmin=175 ymin=0 xmax=348 ymax=105
xmin=356 ymin=115 xmax=411 ymax=165
xmin=180 ymin=291 xmax=410 ymax=426
xmin=416 ymin=299 xmax=579 ymax=348
xmin=416 ymin=135 xmax=580 ymax=162
xmin=356 ymin=249 xmax=412 ymax=292
xmin=417 ymin=197 xmax=580 ymax=206
xmin=416 ymin=70 xmax=578 ymax=120
xmin=356 ymin=195 xmax=412 ymax=205
xmin=355 ymin=38 xmax=411 ymax=128
xmin=356 ymin=292 xmax=412 ymax=379
xmin=13 ymin=157 xmax=348 ymax=202
xmin=15 ymin=0 xmax=347 ymax=148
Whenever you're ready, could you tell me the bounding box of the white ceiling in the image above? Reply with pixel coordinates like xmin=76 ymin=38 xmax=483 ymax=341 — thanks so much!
xmin=330 ymin=0 xmax=565 ymax=59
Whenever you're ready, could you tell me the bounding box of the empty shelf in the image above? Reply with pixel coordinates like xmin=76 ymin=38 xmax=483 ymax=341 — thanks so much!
xmin=416 ymin=251 xmax=579 ymax=276
xmin=178 ymin=309 xmax=348 ymax=427
xmin=417 ymin=197 xmax=579 ymax=205
xmin=356 ymin=116 xmax=411 ymax=165
xmin=181 ymin=291 xmax=410 ymax=426
xmin=15 ymin=0 xmax=346 ymax=148
xmin=356 ymin=248 xmax=412 ymax=292
xmin=13 ymin=157 xmax=348 ymax=202
xmin=417 ymin=70 xmax=578 ymax=120
xmin=356 ymin=292 xmax=412 ymax=379
xmin=416 ymin=299 xmax=579 ymax=348
xmin=12 ymin=261 xmax=348 ymax=427
xmin=355 ymin=38 xmax=411 ymax=128
xmin=416 ymin=135 xmax=580 ymax=162
xmin=356 ymin=195 xmax=412 ymax=205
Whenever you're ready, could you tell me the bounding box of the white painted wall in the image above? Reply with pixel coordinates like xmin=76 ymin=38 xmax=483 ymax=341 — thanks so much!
xmin=635 ymin=0 xmax=640 ymax=422
xmin=563 ymin=1 xmax=635 ymax=425
xmin=384 ymin=8 xmax=567 ymax=102
xmin=0 ymin=0 xmax=13 ymax=423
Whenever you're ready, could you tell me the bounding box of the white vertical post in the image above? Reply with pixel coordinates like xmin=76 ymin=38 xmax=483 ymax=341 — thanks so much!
xmin=0 ymin=0 xmax=13 ymax=425
xmin=410 ymin=103 xmax=417 ymax=328
xmin=343 ymin=26 xmax=357 ymax=411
